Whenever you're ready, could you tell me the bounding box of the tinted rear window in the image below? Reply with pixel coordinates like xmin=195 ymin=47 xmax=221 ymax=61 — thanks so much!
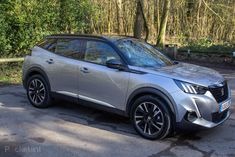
xmin=38 ymin=38 xmax=84 ymax=60
xmin=55 ymin=39 xmax=83 ymax=60
xmin=38 ymin=38 xmax=56 ymax=50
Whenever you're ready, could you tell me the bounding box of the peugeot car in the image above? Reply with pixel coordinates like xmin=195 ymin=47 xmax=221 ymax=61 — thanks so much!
xmin=22 ymin=34 xmax=232 ymax=139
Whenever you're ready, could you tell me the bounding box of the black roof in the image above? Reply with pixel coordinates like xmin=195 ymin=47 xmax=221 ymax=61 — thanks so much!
xmin=46 ymin=34 xmax=136 ymax=42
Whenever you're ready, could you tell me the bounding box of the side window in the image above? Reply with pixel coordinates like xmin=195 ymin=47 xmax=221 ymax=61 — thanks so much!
xmin=84 ymin=40 xmax=121 ymax=65
xmin=38 ymin=38 xmax=56 ymax=52
xmin=55 ymin=39 xmax=83 ymax=60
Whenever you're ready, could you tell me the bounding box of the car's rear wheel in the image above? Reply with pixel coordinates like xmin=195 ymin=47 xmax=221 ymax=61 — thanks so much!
xmin=131 ymin=95 xmax=172 ymax=140
xmin=26 ymin=74 xmax=52 ymax=108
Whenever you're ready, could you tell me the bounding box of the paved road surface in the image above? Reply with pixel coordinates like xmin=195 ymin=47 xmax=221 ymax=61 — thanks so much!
xmin=0 ymin=65 xmax=234 ymax=157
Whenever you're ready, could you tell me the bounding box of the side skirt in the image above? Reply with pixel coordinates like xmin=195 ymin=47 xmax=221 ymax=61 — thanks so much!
xmin=51 ymin=92 xmax=128 ymax=117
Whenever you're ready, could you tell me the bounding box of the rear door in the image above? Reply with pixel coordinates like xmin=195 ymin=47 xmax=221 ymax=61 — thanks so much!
xmin=78 ymin=39 xmax=130 ymax=110
xmin=39 ymin=38 xmax=84 ymax=98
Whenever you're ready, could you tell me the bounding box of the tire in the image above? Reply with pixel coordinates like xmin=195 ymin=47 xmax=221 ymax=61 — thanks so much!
xmin=26 ymin=74 xmax=52 ymax=108
xmin=130 ymin=95 xmax=172 ymax=140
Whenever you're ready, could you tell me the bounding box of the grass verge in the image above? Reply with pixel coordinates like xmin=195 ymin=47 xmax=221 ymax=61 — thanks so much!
xmin=0 ymin=62 xmax=22 ymax=86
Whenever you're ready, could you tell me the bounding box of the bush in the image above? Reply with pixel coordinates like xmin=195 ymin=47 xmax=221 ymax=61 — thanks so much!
xmin=0 ymin=0 xmax=94 ymax=57
xmin=178 ymin=38 xmax=235 ymax=54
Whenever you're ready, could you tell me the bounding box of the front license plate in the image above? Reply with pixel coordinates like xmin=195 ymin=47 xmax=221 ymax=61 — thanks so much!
xmin=220 ymin=99 xmax=231 ymax=113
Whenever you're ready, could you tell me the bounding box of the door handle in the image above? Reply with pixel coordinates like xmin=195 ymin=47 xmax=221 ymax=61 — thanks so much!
xmin=80 ymin=67 xmax=89 ymax=73
xmin=46 ymin=59 xmax=54 ymax=64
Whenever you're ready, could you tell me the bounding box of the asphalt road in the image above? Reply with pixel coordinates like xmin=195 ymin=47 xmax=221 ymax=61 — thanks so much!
xmin=0 ymin=65 xmax=234 ymax=157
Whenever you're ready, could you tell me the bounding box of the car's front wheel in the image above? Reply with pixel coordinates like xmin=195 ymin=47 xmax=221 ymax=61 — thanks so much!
xmin=26 ymin=74 xmax=52 ymax=108
xmin=131 ymin=95 xmax=172 ymax=140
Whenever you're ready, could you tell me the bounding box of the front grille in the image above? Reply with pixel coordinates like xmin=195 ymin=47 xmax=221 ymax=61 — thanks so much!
xmin=211 ymin=110 xmax=228 ymax=123
xmin=209 ymin=81 xmax=228 ymax=103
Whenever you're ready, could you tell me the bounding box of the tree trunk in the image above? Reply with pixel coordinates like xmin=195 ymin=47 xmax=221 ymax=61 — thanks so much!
xmin=108 ymin=0 xmax=111 ymax=34
xmin=154 ymin=0 xmax=160 ymax=35
xmin=139 ymin=0 xmax=149 ymax=41
xmin=156 ymin=0 xmax=170 ymax=47
xmin=134 ymin=0 xmax=143 ymax=39
xmin=116 ymin=0 xmax=124 ymax=34
xmin=187 ymin=0 xmax=194 ymax=17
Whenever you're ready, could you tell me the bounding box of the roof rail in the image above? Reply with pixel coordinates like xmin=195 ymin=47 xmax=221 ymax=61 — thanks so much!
xmin=46 ymin=34 xmax=108 ymax=40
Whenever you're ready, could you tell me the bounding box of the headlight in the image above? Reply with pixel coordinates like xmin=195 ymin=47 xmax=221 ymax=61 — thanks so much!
xmin=174 ymin=80 xmax=207 ymax=94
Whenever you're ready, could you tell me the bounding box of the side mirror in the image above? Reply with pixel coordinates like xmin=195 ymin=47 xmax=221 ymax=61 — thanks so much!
xmin=106 ymin=59 xmax=126 ymax=70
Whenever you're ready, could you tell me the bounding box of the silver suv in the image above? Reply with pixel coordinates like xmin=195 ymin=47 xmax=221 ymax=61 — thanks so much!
xmin=22 ymin=34 xmax=232 ymax=139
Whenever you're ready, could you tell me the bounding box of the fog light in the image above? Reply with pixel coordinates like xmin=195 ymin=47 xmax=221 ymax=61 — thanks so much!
xmin=187 ymin=111 xmax=198 ymax=122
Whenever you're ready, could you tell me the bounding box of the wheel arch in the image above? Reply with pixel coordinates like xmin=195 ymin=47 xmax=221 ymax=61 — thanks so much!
xmin=23 ymin=67 xmax=51 ymax=91
xmin=126 ymin=87 xmax=176 ymax=120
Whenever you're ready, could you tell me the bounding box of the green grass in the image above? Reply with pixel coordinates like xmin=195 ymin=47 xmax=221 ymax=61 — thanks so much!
xmin=0 ymin=62 xmax=22 ymax=86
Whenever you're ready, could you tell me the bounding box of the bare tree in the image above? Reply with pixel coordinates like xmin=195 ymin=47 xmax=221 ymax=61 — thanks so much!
xmin=91 ymin=0 xmax=234 ymax=45
xmin=154 ymin=0 xmax=160 ymax=35
xmin=133 ymin=0 xmax=149 ymax=40
xmin=156 ymin=0 xmax=170 ymax=47
xmin=140 ymin=0 xmax=150 ymax=41
xmin=134 ymin=0 xmax=143 ymax=39
xmin=116 ymin=0 xmax=124 ymax=34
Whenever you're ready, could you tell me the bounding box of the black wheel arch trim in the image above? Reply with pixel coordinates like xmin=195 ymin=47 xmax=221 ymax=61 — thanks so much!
xmin=23 ymin=67 xmax=51 ymax=91
xmin=126 ymin=87 xmax=177 ymax=119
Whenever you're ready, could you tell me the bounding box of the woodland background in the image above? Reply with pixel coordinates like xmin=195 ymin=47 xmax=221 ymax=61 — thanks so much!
xmin=0 ymin=0 xmax=234 ymax=57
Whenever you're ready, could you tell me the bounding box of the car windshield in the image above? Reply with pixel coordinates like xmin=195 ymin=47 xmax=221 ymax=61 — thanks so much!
xmin=115 ymin=39 xmax=173 ymax=68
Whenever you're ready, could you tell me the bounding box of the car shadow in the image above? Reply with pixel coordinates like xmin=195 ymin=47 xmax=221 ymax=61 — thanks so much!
xmin=51 ymin=99 xmax=137 ymax=136
xmin=1 ymin=85 xmax=233 ymax=142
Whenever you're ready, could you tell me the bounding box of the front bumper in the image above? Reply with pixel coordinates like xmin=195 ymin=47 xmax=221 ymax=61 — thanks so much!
xmin=189 ymin=109 xmax=230 ymax=128
xmin=172 ymin=86 xmax=232 ymax=129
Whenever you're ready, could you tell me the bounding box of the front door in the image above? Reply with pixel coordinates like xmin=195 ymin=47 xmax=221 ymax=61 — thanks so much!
xmin=78 ymin=40 xmax=130 ymax=110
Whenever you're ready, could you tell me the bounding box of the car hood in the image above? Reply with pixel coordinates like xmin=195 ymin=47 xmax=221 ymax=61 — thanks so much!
xmin=136 ymin=63 xmax=225 ymax=87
